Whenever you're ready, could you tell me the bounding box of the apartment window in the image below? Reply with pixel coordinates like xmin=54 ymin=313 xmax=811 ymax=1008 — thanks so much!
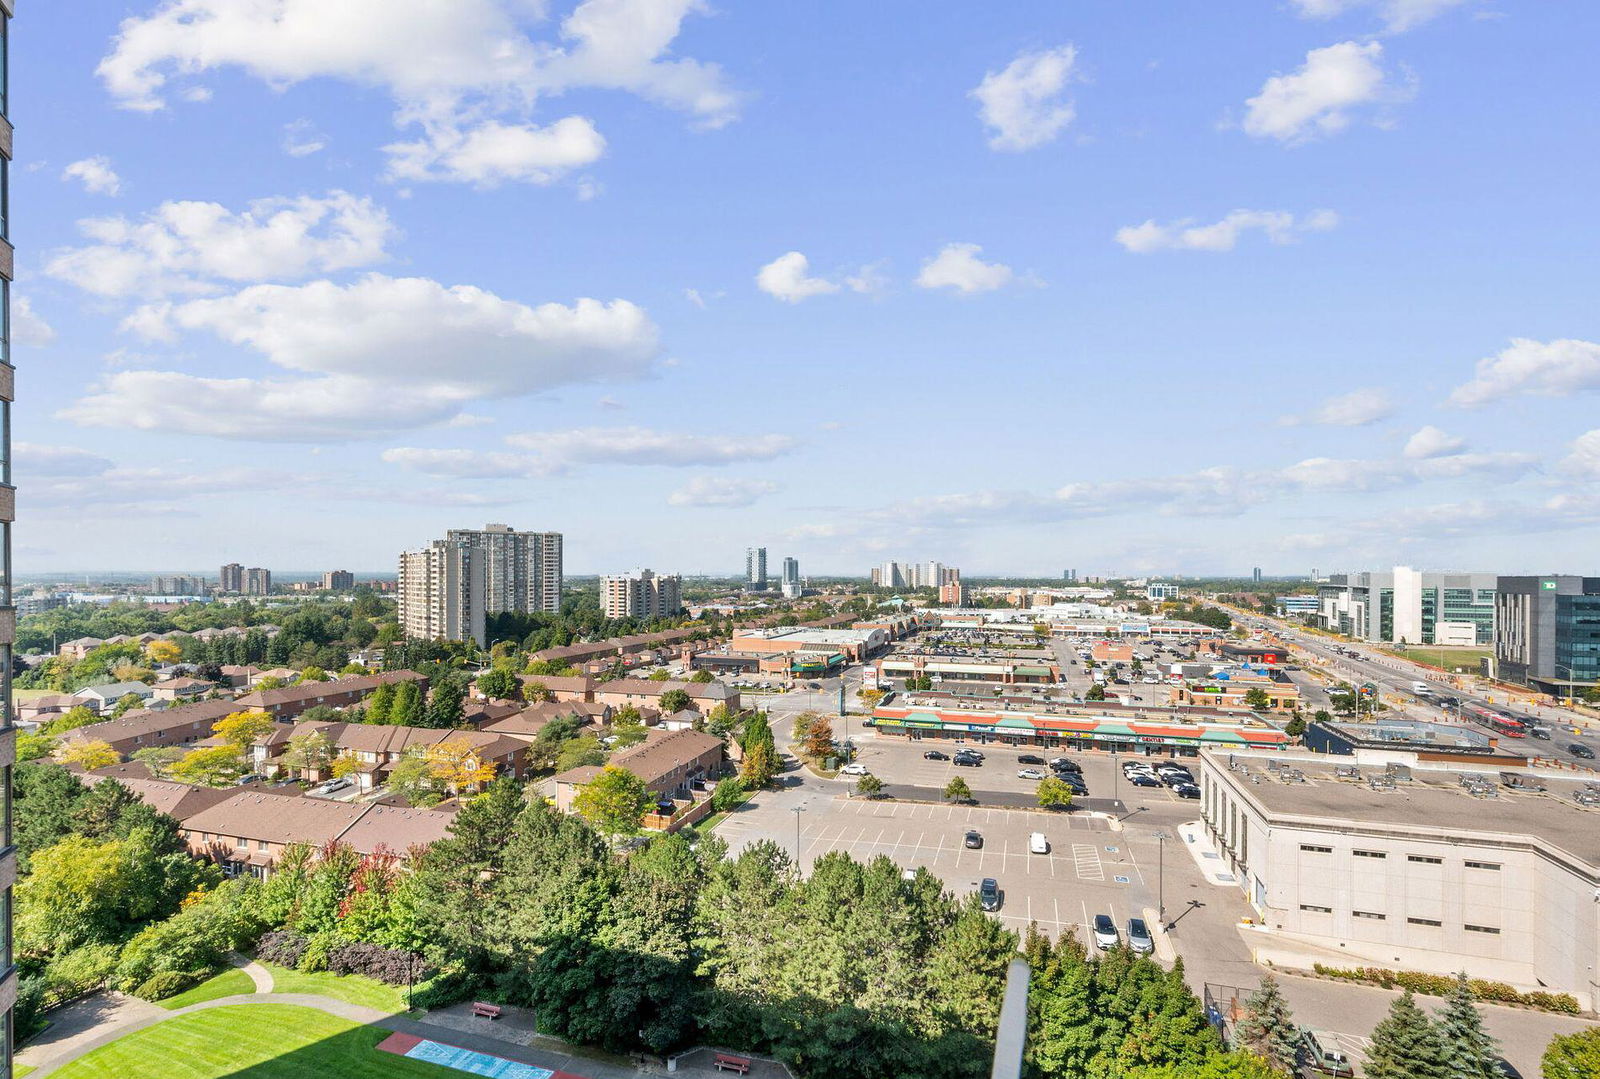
xmin=1299 ymin=903 xmax=1332 ymax=913
xmin=234 ymin=837 xmax=247 ymax=849
xmin=257 ymin=840 xmax=268 ymax=852
xmin=1464 ymin=924 xmax=1501 ymax=935
xmin=1465 ymin=860 xmax=1501 ymax=871
xmin=1407 ymin=917 xmax=1442 ymax=926
xmin=1352 ymin=911 xmax=1386 ymax=920
xmin=1300 ymin=844 xmax=1333 ymax=854
xmin=1407 ymin=855 xmax=1443 ymax=864
xmin=1353 ymin=850 xmax=1386 ymax=859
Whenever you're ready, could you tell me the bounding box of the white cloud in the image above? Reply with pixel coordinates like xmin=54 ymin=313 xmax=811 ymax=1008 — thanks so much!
xmin=875 ymin=448 xmax=1535 ymax=529
xmin=1402 ymin=424 xmax=1466 ymax=459
xmin=1560 ymin=430 xmax=1600 ymax=478
xmin=667 ymin=476 xmax=779 ymax=508
xmin=45 ymin=190 xmax=395 ymax=297
xmin=385 ymin=427 xmax=796 ymax=477
xmin=281 ymin=118 xmax=327 ymax=157
xmin=844 ymin=261 xmax=890 ymax=296
xmin=1448 ymin=338 xmax=1600 ymax=407
xmin=64 ymin=275 xmax=661 ymax=440
xmin=1289 ymin=0 xmax=1467 ymax=33
xmin=16 ymin=442 xmax=318 ymax=512
xmin=1242 ymin=41 xmax=1400 ymax=142
xmin=1278 ymin=388 xmax=1392 ymax=427
xmin=971 ymin=45 xmax=1078 ymax=152
xmin=62 ymin=156 xmax=122 ymax=196
xmin=915 ymin=243 xmax=1015 ymax=294
xmin=1115 ymin=209 xmax=1338 ymax=253
xmin=756 ymin=252 xmax=840 ymax=303
xmin=98 ymin=0 xmax=739 ymax=184
xmin=384 ymin=115 xmax=605 ymax=187
xmin=15 ymin=443 xmax=115 ymax=478
xmin=11 ymin=297 xmax=57 ymax=346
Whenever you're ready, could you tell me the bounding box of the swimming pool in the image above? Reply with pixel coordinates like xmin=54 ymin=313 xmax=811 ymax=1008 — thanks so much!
xmin=402 ymin=1038 xmax=556 ymax=1079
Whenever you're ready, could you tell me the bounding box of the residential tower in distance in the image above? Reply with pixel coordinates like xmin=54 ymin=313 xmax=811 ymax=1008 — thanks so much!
xmin=321 ymin=569 xmax=355 ymax=591
xmin=398 ymin=539 xmax=487 ymax=646
xmin=446 ymin=523 xmax=562 ymax=614
xmin=600 ymin=568 xmax=683 ymax=619
xmin=745 ymin=546 xmax=767 ymax=591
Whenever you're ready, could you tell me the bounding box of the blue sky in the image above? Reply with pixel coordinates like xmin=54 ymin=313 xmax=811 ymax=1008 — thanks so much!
xmin=13 ymin=0 xmax=1600 ymax=577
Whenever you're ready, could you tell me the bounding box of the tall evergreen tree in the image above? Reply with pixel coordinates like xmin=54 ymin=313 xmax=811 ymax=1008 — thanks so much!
xmin=1365 ymin=990 xmax=1448 ymax=1079
xmin=390 ymin=679 xmax=423 ymax=725
xmin=1434 ymin=973 xmax=1499 ymax=1079
xmin=427 ymin=676 xmax=466 ymax=729
xmin=1233 ymin=973 xmax=1299 ymax=1074
xmin=366 ymin=681 xmax=394 ymax=724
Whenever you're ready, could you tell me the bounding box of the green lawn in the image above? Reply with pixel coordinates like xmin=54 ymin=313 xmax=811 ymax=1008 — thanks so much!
xmin=261 ymin=964 xmax=410 ymax=1013
xmin=15 ymin=1063 xmax=36 ymax=1078
xmin=156 ymin=967 xmax=256 ymax=1010
xmin=50 ymin=1004 xmax=449 ymax=1079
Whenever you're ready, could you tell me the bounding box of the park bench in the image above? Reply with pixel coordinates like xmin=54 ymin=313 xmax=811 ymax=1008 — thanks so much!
xmin=470 ymin=1002 xmax=502 ymax=1020
xmin=713 ymin=1053 xmax=752 ymax=1074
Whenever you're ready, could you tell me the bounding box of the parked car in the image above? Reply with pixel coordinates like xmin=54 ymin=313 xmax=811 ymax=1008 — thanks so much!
xmin=1092 ymin=914 xmax=1119 ymax=949
xmin=1018 ymin=768 xmax=1046 ymax=780
xmin=1299 ymin=1029 xmax=1355 ymax=1077
xmin=1570 ymin=743 xmax=1596 ymax=759
xmin=1048 ymin=757 xmax=1081 ymax=772
xmin=953 ymin=755 xmax=981 ymax=767
xmin=1173 ymin=783 xmax=1201 ymax=799
xmin=1029 ymin=832 xmax=1049 ymax=854
xmin=1018 ymin=754 xmax=1046 ymax=765
xmin=923 ymin=749 xmax=950 ymax=760
xmin=840 ymin=762 xmax=868 ymax=776
xmin=964 ymin=830 xmax=984 ymax=849
xmin=960 ymin=749 xmax=986 ymax=760
xmin=979 ymin=878 xmax=1001 ymax=912
xmin=1129 ymin=774 xmax=1162 ymax=788
xmin=1127 ymin=917 xmax=1154 ymax=954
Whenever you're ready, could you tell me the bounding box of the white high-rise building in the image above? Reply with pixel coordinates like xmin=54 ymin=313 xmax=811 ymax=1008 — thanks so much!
xmin=600 ymin=568 xmax=684 ymax=619
xmin=446 ymin=524 xmax=563 ymax=614
xmin=399 ymin=541 xmax=487 ymax=646
xmin=746 ymin=547 xmax=768 ymax=591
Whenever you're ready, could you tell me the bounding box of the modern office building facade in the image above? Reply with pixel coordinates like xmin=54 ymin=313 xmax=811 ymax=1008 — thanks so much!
xmin=0 ymin=5 xmax=15 ymax=1067
xmin=219 ymin=562 xmax=244 ymax=593
xmin=398 ymin=541 xmax=487 ymax=646
xmin=1317 ymin=567 xmax=1497 ymax=646
xmin=745 ymin=546 xmax=767 ymax=591
xmin=600 ymin=568 xmax=683 ymax=619
xmin=1495 ymin=575 xmax=1600 ymax=694
xmin=446 ymin=524 xmax=562 ymax=615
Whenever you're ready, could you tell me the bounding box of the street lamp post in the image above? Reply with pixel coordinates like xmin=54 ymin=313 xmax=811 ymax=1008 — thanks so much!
xmin=1153 ymin=831 xmax=1169 ymax=925
xmin=792 ymin=804 xmax=806 ymax=870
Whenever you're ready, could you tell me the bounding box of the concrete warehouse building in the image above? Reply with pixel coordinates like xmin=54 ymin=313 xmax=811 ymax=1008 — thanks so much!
xmin=1198 ymin=747 xmax=1600 ymax=1008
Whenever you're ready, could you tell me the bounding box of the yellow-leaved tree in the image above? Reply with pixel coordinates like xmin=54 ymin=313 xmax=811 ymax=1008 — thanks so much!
xmin=425 ymin=740 xmax=498 ymax=794
xmin=212 ymin=710 xmax=277 ymax=751
xmin=145 ymin=640 xmax=182 ymax=665
xmin=55 ymin=738 xmax=118 ymax=771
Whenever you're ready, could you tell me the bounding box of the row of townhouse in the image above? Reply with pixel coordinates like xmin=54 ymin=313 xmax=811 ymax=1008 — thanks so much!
xmin=82 ymin=769 xmax=457 ymax=880
xmin=508 ymin=673 xmax=740 ymax=714
xmin=59 ymin=671 xmax=429 ymax=758
xmin=251 ymin=719 xmax=530 ymax=793
xmin=56 ymin=624 xmax=282 ymax=661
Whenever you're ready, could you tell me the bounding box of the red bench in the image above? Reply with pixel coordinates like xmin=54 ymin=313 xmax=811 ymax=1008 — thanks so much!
xmin=470 ymin=1002 xmax=502 ymax=1019
xmin=713 ymin=1054 xmax=752 ymax=1074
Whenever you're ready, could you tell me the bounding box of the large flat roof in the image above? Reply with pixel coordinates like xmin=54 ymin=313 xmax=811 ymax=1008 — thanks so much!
xmin=1205 ymin=749 xmax=1600 ymax=872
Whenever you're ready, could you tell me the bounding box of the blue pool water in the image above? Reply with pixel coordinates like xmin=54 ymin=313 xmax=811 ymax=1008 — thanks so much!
xmin=403 ymin=1038 xmax=556 ymax=1079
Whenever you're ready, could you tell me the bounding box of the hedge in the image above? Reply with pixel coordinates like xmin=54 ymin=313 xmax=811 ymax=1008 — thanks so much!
xmin=1312 ymin=964 xmax=1581 ymax=1014
xmin=327 ymin=942 xmax=430 ymax=986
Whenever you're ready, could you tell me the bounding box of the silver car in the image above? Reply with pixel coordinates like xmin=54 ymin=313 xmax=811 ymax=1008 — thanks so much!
xmin=1127 ymin=917 xmax=1154 ymax=954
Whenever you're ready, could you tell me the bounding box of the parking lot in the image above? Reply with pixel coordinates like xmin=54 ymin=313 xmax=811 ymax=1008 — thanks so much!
xmin=722 ymin=787 xmax=1164 ymax=946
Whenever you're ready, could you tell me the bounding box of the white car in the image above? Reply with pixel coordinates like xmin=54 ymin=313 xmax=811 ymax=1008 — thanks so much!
xmin=840 ymin=762 xmax=869 ymax=776
xmin=1029 ymin=832 xmax=1049 ymax=854
xmin=1018 ymin=768 xmax=1045 ymax=780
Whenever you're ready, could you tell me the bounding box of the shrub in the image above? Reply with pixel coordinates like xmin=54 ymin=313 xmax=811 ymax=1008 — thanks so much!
xmin=13 ymin=976 xmax=47 ymax=1042
xmin=113 ymin=884 xmax=264 ymax=992
xmin=407 ymin=965 xmax=476 ymax=1011
xmin=297 ymin=932 xmax=335 ymax=974
xmin=711 ymin=776 xmax=746 ymax=814
xmin=327 ymin=941 xmax=430 ymax=986
xmin=132 ymin=970 xmax=201 ymax=1002
xmin=40 ymin=942 xmax=119 ymax=1006
xmin=256 ymin=930 xmax=310 ymax=969
xmin=1312 ymin=964 xmax=1579 ymax=1014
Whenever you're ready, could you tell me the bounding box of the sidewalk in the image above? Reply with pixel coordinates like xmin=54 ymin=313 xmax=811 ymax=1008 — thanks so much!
xmin=1176 ymin=819 xmax=1238 ymax=886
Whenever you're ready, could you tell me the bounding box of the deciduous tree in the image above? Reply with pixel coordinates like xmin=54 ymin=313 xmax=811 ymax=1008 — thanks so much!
xmin=943 ymin=776 xmax=972 ymax=804
xmin=1037 ymin=775 xmax=1075 ymax=809
xmin=425 ymin=740 xmax=498 ymax=794
xmin=1542 ymin=1028 xmax=1600 ymax=1079
xmin=573 ymin=765 xmax=651 ymax=839
xmin=212 ymin=710 xmax=276 ymax=751
xmin=170 ymin=745 xmax=248 ymax=786
xmin=56 ymin=738 xmax=118 ymax=771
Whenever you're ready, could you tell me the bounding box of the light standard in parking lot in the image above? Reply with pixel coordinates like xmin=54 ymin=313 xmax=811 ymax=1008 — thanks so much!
xmin=791 ymin=804 xmax=806 ymax=870
xmin=1152 ymin=831 xmax=1169 ymax=925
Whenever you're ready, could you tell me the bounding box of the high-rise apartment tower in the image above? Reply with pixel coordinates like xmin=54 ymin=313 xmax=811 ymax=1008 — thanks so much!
xmin=745 ymin=547 xmax=768 ymax=591
xmin=446 ymin=524 xmax=562 ymax=614
xmin=398 ymin=541 xmax=487 ymax=646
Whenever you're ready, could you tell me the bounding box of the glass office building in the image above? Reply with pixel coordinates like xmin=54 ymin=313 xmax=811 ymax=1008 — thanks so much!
xmin=1496 ymin=576 xmax=1600 ymax=694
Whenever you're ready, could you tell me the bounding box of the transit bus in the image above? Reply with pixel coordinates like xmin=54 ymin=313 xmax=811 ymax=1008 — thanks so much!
xmin=1462 ymin=702 xmax=1526 ymax=737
